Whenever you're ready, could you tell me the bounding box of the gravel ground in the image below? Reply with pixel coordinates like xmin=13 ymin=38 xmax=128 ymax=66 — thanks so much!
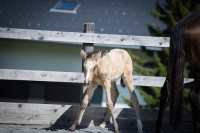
xmin=0 ymin=126 xmax=114 ymax=133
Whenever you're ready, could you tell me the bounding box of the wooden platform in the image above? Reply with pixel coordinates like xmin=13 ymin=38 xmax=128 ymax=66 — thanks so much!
xmin=0 ymin=102 xmax=193 ymax=133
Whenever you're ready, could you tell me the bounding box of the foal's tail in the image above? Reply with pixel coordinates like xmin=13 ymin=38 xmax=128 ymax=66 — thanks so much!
xmin=168 ymin=22 xmax=185 ymax=128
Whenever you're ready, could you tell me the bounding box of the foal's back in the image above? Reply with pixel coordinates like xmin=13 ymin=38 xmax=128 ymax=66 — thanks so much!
xmin=97 ymin=49 xmax=133 ymax=80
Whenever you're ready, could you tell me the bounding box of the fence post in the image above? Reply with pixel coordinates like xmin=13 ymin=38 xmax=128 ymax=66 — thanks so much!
xmin=82 ymin=22 xmax=95 ymax=54
xmin=81 ymin=23 xmax=95 ymax=98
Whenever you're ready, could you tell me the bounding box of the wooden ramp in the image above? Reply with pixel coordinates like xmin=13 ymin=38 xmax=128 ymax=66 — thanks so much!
xmin=0 ymin=102 xmax=193 ymax=133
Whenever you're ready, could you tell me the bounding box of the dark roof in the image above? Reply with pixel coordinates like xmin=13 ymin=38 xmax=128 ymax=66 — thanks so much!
xmin=0 ymin=0 xmax=160 ymax=35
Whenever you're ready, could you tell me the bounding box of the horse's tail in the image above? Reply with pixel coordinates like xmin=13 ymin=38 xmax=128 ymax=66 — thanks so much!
xmin=168 ymin=22 xmax=185 ymax=128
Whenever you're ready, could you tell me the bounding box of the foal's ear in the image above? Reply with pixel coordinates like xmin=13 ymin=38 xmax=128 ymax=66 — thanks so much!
xmin=80 ymin=49 xmax=87 ymax=59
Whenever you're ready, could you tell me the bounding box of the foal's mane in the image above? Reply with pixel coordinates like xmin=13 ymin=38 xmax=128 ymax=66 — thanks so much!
xmin=86 ymin=50 xmax=108 ymax=59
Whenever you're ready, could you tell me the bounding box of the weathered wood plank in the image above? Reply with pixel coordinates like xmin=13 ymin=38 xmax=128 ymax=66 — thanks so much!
xmin=133 ymin=76 xmax=194 ymax=87
xmin=0 ymin=69 xmax=84 ymax=83
xmin=0 ymin=102 xmax=192 ymax=130
xmin=0 ymin=27 xmax=170 ymax=48
xmin=0 ymin=102 xmax=161 ymax=127
xmin=0 ymin=69 xmax=193 ymax=87
xmin=133 ymin=76 xmax=166 ymax=87
xmin=0 ymin=102 xmax=72 ymax=125
xmin=0 ymin=102 xmax=135 ymax=126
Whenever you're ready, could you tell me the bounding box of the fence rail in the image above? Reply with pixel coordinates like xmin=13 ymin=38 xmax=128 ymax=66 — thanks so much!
xmin=0 ymin=27 xmax=170 ymax=48
xmin=0 ymin=69 xmax=193 ymax=87
xmin=0 ymin=102 xmax=157 ymax=126
xmin=0 ymin=102 xmax=192 ymax=131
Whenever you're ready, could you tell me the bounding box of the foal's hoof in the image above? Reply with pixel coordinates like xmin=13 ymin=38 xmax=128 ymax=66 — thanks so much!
xmin=137 ymin=119 xmax=143 ymax=133
xmin=114 ymin=129 xmax=120 ymax=133
xmin=99 ymin=122 xmax=106 ymax=128
xmin=68 ymin=124 xmax=76 ymax=132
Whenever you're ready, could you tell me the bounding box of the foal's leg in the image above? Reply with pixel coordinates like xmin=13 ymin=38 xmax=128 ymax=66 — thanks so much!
xmin=104 ymin=80 xmax=120 ymax=133
xmin=100 ymin=82 xmax=119 ymax=128
xmin=122 ymin=70 xmax=143 ymax=133
xmin=69 ymin=84 xmax=96 ymax=131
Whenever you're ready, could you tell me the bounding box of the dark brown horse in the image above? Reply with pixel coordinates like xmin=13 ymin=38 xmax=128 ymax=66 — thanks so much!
xmin=156 ymin=12 xmax=200 ymax=133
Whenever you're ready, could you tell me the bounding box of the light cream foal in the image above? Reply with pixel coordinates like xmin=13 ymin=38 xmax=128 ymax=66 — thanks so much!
xmin=69 ymin=49 xmax=143 ymax=133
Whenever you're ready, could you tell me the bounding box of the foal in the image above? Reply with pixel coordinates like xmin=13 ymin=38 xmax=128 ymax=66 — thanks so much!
xmin=69 ymin=49 xmax=143 ymax=133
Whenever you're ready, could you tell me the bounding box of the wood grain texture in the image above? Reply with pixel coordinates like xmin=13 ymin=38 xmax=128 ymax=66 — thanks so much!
xmin=0 ymin=102 xmax=155 ymax=126
xmin=0 ymin=102 xmax=71 ymax=125
xmin=0 ymin=27 xmax=170 ymax=48
xmin=0 ymin=69 xmax=84 ymax=83
xmin=0 ymin=102 xmax=192 ymax=131
xmin=0 ymin=69 xmax=193 ymax=87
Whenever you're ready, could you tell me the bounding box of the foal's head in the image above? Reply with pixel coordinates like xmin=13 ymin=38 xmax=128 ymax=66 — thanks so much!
xmin=80 ymin=49 xmax=102 ymax=84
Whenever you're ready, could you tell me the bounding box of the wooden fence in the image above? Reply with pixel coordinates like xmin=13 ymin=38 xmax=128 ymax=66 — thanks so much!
xmin=0 ymin=23 xmax=193 ymax=128
xmin=0 ymin=27 xmax=169 ymax=47
xmin=0 ymin=26 xmax=193 ymax=87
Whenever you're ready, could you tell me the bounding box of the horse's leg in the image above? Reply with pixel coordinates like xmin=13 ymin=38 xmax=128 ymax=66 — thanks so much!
xmin=100 ymin=82 xmax=119 ymax=128
xmin=190 ymin=78 xmax=200 ymax=133
xmin=104 ymin=80 xmax=119 ymax=133
xmin=122 ymin=70 xmax=143 ymax=133
xmin=155 ymin=80 xmax=168 ymax=133
xmin=69 ymin=84 xmax=96 ymax=131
